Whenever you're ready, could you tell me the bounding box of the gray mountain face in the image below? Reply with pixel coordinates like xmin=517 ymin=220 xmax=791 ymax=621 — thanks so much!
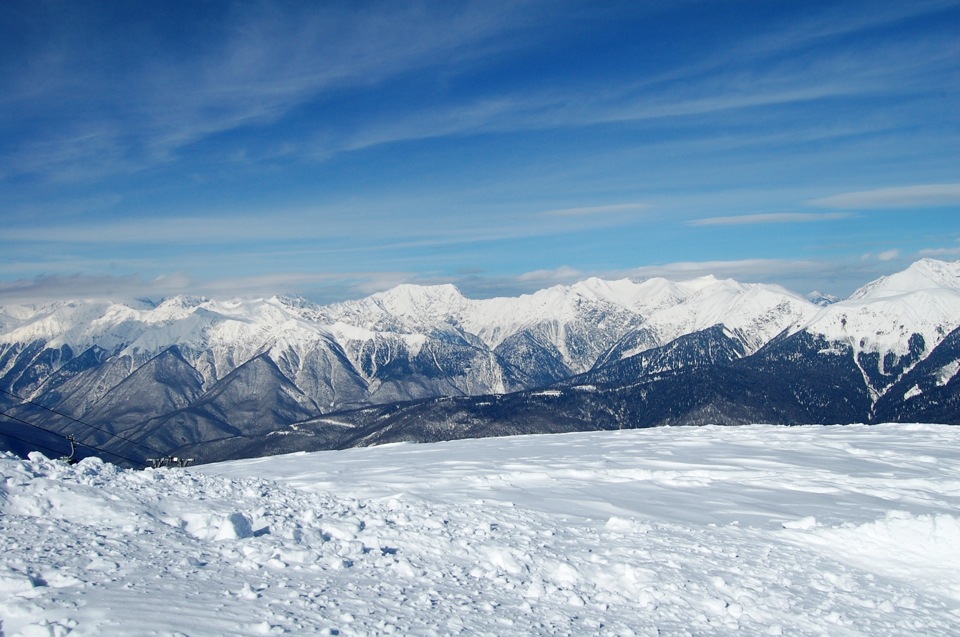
xmin=269 ymin=339 xmax=370 ymax=411
xmin=568 ymin=325 xmax=748 ymax=387
xmin=79 ymin=347 xmax=206 ymax=440
xmin=130 ymin=354 xmax=321 ymax=453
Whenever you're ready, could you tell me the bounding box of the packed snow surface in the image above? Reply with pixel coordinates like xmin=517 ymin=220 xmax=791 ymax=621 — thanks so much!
xmin=3 ymin=424 xmax=960 ymax=636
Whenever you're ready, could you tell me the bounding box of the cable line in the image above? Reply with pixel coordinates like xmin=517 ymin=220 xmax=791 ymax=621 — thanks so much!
xmin=0 ymin=425 xmax=70 ymax=459
xmin=0 ymin=387 xmax=165 ymax=458
xmin=0 ymin=411 xmax=146 ymax=467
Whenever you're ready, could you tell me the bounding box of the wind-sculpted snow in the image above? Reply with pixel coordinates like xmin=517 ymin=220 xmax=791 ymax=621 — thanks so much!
xmin=2 ymin=424 xmax=960 ymax=636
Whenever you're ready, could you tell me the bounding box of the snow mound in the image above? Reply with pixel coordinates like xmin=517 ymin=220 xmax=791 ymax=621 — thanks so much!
xmin=786 ymin=511 xmax=960 ymax=600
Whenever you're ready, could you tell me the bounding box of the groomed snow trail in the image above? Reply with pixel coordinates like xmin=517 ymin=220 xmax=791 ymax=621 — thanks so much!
xmin=2 ymin=424 xmax=959 ymax=636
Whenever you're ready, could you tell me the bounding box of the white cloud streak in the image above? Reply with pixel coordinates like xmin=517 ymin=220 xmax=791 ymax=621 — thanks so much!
xmin=688 ymin=212 xmax=855 ymax=226
xmin=877 ymin=249 xmax=901 ymax=261
xmin=1 ymin=2 xmax=544 ymax=182
xmin=0 ymin=270 xmax=414 ymax=306
xmin=810 ymin=184 xmax=960 ymax=209
xmin=538 ymin=203 xmax=650 ymax=218
xmin=2 ymin=213 xmax=339 ymax=245
xmin=4 ymin=194 xmax=656 ymax=248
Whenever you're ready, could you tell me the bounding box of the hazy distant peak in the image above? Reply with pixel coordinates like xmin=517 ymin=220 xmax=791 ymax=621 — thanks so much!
xmin=805 ymin=291 xmax=839 ymax=307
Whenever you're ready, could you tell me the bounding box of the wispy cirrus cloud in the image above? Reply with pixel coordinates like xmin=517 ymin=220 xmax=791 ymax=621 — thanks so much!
xmin=918 ymin=245 xmax=960 ymax=258
xmin=4 ymin=192 xmax=658 ymax=251
xmin=620 ymin=259 xmax=827 ymax=283
xmin=517 ymin=266 xmax=584 ymax=284
xmin=735 ymin=0 xmax=960 ymax=59
xmin=877 ymin=249 xmax=901 ymax=261
xmin=0 ymin=1 xmax=545 ymax=182
xmin=810 ymin=184 xmax=960 ymax=209
xmin=877 ymin=248 xmax=901 ymax=261
xmin=6 ymin=1 xmax=955 ymax=186
xmin=688 ymin=212 xmax=855 ymax=226
xmin=860 ymin=249 xmax=903 ymax=263
xmin=538 ymin=203 xmax=650 ymax=218
xmin=1 ymin=213 xmax=335 ymax=245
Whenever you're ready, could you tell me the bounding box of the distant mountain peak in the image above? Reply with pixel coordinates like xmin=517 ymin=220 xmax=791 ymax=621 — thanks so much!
xmin=806 ymin=291 xmax=839 ymax=307
xmin=790 ymin=259 xmax=960 ymax=361
xmin=851 ymin=258 xmax=960 ymax=300
xmin=372 ymin=283 xmax=465 ymax=307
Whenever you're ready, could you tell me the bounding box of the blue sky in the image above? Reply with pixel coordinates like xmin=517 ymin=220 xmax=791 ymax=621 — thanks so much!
xmin=1 ymin=0 xmax=958 ymax=304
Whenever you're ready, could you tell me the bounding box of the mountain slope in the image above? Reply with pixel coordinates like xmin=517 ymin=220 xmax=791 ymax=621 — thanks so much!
xmin=872 ymin=324 xmax=960 ymax=423
xmin=783 ymin=260 xmax=960 ymax=401
xmin=568 ymin=325 xmax=748 ymax=387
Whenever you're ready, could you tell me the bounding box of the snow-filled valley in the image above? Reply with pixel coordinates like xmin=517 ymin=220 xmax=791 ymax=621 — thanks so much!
xmin=2 ymin=423 xmax=959 ymax=636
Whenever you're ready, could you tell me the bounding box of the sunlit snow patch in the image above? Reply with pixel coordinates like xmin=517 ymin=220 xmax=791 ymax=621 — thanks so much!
xmin=937 ymin=360 xmax=960 ymax=386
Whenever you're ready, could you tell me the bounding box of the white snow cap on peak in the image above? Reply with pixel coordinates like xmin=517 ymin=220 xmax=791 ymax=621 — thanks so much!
xmin=371 ymin=283 xmax=466 ymax=315
xmin=851 ymin=258 xmax=960 ymax=300
xmin=806 ymin=291 xmax=839 ymax=307
xmin=679 ymin=273 xmax=721 ymax=288
xmin=569 ymin=276 xmax=634 ymax=297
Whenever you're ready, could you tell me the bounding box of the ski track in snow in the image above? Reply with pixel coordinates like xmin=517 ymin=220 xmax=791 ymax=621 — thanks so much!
xmin=2 ymin=424 xmax=960 ymax=636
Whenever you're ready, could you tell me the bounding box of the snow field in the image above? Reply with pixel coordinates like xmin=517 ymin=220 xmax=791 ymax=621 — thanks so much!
xmin=2 ymin=423 xmax=960 ymax=635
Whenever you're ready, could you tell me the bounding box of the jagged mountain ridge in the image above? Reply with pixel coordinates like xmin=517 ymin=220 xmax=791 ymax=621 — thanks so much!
xmin=1 ymin=259 xmax=959 ymax=463
xmin=0 ymin=274 xmax=817 ymax=400
xmin=232 ymin=314 xmax=960 ymax=465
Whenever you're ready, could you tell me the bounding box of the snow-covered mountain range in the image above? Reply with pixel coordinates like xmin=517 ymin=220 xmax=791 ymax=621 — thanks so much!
xmin=2 ymin=259 xmax=959 ymax=463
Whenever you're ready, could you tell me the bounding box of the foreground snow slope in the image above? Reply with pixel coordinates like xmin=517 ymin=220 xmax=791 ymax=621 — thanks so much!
xmin=3 ymin=424 xmax=960 ymax=636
